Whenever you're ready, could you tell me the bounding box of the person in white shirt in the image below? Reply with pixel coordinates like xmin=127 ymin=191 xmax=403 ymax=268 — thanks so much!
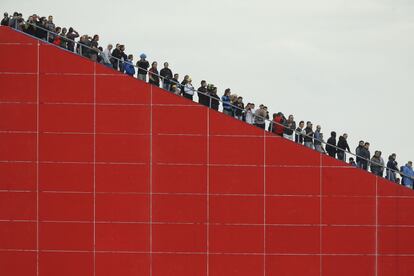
xmin=101 ymin=44 xmax=113 ymax=67
xmin=245 ymin=103 xmax=255 ymax=125
xmin=183 ymin=77 xmax=195 ymax=101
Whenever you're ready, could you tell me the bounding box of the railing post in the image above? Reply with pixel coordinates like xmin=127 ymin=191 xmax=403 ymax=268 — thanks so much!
xmin=79 ymin=43 xmax=82 ymax=56
xmin=46 ymin=31 xmax=49 ymax=43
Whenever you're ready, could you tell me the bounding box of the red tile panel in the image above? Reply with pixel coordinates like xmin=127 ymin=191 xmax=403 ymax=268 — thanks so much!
xmin=322 ymin=226 xmax=375 ymax=254
xmin=39 ymin=192 xmax=93 ymax=221
xmin=0 ymin=74 xmax=37 ymax=102
xmin=266 ymin=226 xmax=320 ymax=254
xmin=153 ymin=254 xmax=205 ymax=276
xmin=0 ymin=43 xmax=37 ymax=72
xmin=96 ymin=163 xmax=149 ymax=193
xmin=0 ymin=103 xmax=36 ymax=131
xmin=322 ymin=196 xmax=375 ymax=225
xmin=153 ymin=194 xmax=206 ymax=223
xmin=0 ymin=191 xmax=36 ymax=220
xmin=153 ymin=164 xmax=206 ymax=193
xmin=210 ymin=225 xmax=263 ymax=253
xmin=210 ymin=254 xmax=264 ymax=276
xmin=96 ymin=105 xmax=150 ymax=134
xmin=153 ymin=223 xmax=206 ymax=252
xmin=266 ymin=196 xmax=320 ymax=225
xmin=266 ymin=166 xmax=320 ymax=195
xmin=210 ymin=195 xmax=263 ymax=224
xmin=96 ymin=193 xmax=149 ymax=222
xmin=0 ymin=221 xmax=36 ymax=249
xmin=39 ymin=222 xmax=93 ymax=250
xmin=40 ymin=74 xmax=94 ymax=103
xmin=210 ymin=136 xmax=264 ymax=165
xmin=39 ymin=163 xmax=93 ymax=192
xmin=39 ymin=252 xmax=93 ymax=276
xmin=210 ymin=165 xmax=263 ymax=194
xmin=0 ymin=251 xmax=37 ymax=276
xmin=96 ymin=253 xmax=150 ymax=276
xmin=40 ymin=104 xmax=93 ymax=132
xmin=96 ymin=134 xmax=149 ymax=163
xmin=266 ymin=255 xmax=320 ymax=276
xmin=0 ymin=162 xmax=36 ymax=191
xmin=0 ymin=133 xmax=36 ymax=161
xmin=96 ymin=223 xmax=149 ymax=251
xmin=322 ymin=255 xmax=375 ymax=276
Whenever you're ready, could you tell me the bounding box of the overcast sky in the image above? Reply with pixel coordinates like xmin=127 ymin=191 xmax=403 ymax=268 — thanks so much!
xmin=5 ymin=0 xmax=414 ymax=165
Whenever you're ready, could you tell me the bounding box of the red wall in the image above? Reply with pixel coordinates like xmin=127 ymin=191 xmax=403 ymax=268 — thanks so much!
xmin=1 ymin=26 xmax=414 ymax=276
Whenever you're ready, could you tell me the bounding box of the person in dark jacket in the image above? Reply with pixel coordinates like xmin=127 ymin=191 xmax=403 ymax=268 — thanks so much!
xmin=197 ymin=80 xmax=209 ymax=106
xmin=148 ymin=61 xmax=160 ymax=87
xmin=209 ymin=86 xmax=220 ymax=111
xmin=283 ymin=115 xmax=296 ymax=141
xmin=370 ymin=151 xmax=384 ymax=176
xmin=160 ymin=62 xmax=173 ymax=90
xmin=337 ymin=133 xmax=350 ymax=161
xmin=326 ymin=131 xmax=337 ymax=158
xmin=233 ymin=97 xmax=245 ymax=120
xmin=66 ymin=27 xmax=79 ymax=52
xmin=386 ymin=153 xmax=399 ymax=183
xmin=136 ymin=53 xmax=150 ymax=81
xmin=358 ymin=142 xmax=371 ymax=170
xmin=1 ymin=12 xmax=9 ymax=26
xmin=295 ymin=121 xmax=305 ymax=144
xmin=304 ymin=121 xmax=314 ymax=149
xmin=355 ymin=140 xmax=365 ymax=168
xmin=34 ymin=17 xmax=48 ymax=40
xmin=170 ymin=74 xmax=179 ymax=91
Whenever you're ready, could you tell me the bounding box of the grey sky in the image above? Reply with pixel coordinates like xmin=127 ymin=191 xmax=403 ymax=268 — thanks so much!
xmin=4 ymin=0 xmax=414 ymax=165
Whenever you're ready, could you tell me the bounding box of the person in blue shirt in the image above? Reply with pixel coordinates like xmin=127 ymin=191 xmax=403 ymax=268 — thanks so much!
xmin=221 ymin=88 xmax=232 ymax=116
xmin=124 ymin=54 xmax=135 ymax=77
xmin=401 ymin=161 xmax=414 ymax=189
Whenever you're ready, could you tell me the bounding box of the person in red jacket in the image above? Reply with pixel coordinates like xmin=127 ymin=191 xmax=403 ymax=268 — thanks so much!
xmin=273 ymin=112 xmax=285 ymax=137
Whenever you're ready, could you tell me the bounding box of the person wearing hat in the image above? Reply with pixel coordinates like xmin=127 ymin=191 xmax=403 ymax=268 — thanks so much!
xmin=137 ymin=53 xmax=150 ymax=81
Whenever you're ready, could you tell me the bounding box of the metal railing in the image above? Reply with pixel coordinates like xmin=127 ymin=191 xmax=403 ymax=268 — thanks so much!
xmin=8 ymin=18 xmax=413 ymax=186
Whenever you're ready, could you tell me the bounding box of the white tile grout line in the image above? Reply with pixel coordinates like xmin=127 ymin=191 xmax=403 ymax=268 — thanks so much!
xmin=375 ymin=176 xmax=378 ymax=276
xmin=93 ymin=62 xmax=97 ymax=276
xmin=206 ymin=105 xmax=210 ymax=276
xmin=36 ymin=40 xmax=40 ymax=276
xmin=320 ymin=153 xmax=323 ymax=276
xmin=263 ymin=131 xmax=266 ymax=275
xmin=149 ymin=85 xmax=153 ymax=276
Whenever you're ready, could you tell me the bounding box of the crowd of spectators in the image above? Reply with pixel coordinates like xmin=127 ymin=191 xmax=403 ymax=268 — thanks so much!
xmin=2 ymin=11 xmax=414 ymax=189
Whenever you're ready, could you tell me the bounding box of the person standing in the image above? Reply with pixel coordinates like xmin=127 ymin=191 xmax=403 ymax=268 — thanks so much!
xmin=136 ymin=54 xmax=150 ymax=81
xmin=254 ymin=106 xmax=267 ymax=129
xmin=124 ymin=55 xmax=136 ymax=77
xmin=183 ymin=77 xmax=195 ymax=100
xmin=233 ymin=97 xmax=245 ymax=120
xmin=1 ymin=12 xmax=9 ymax=26
xmin=245 ymin=103 xmax=256 ymax=125
xmin=386 ymin=153 xmax=399 ymax=183
xmin=160 ymin=62 xmax=173 ymax=91
xmin=170 ymin=74 xmax=180 ymax=91
xmin=401 ymin=161 xmax=414 ymax=189
xmin=295 ymin=121 xmax=305 ymax=144
xmin=355 ymin=140 xmax=365 ymax=168
xmin=197 ymin=80 xmax=209 ymax=106
xmin=101 ymin=44 xmax=113 ymax=67
xmin=209 ymin=86 xmax=220 ymax=111
xmin=358 ymin=142 xmax=371 ymax=171
xmin=66 ymin=27 xmax=79 ymax=52
xmin=370 ymin=151 xmax=384 ymax=176
xmin=283 ymin=115 xmax=296 ymax=141
xmin=337 ymin=133 xmax=350 ymax=161
xmin=304 ymin=121 xmax=314 ymax=149
xmin=45 ymin=15 xmax=55 ymax=42
xmin=221 ymin=89 xmax=232 ymax=116
xmin=148 ymin=61 xmax=160 ymax=87
xmin=273 ymin=112 xmax=285 ymax=137
xmin=313 ymin=125 xmax=323 ymax=152
xmin=326 ymin=131 xmax=337 ymax=158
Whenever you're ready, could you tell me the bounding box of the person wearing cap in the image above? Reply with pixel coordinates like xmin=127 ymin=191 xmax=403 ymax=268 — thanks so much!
xmin=137 ymin=54 xmax=150 ymax=81
xmin=1 ymin=12 xmax=9 ymax=26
